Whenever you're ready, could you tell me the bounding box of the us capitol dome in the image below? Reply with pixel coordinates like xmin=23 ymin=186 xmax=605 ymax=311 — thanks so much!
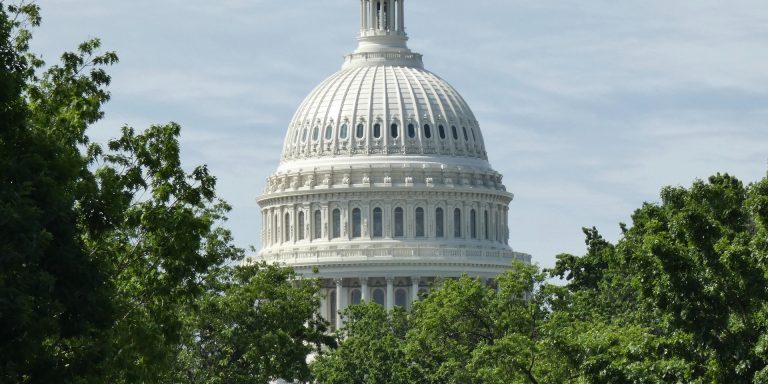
xmin=256 ymin=0 xmax=530 ymax=329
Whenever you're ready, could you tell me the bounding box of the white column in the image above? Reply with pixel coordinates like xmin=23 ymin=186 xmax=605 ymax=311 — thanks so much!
xmin=361 ymin=277 xmax=368 ymax=301
xmin=399 ymin=0 xmax=405 ymax=32
xmin=371 ymin=0 xmax=378 ymax=31
xmin=385 ymin=277 xmax=394 ymax=310
xmin=335 ymin=278 xmax=344 ymax=329
xmin=319 ymin=287 xmax=328 ymax=322
xmin=387 ymin=0 xmax=395 ymax=31
xmin=411 ymin=277 xmax=420 ymax=302
xmin=360 ymin=0 xmax=366 ymax=30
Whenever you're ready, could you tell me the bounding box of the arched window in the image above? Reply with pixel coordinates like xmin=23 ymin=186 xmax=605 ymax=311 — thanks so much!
xmin=312 ymin=126 xmax=319 ymax=141
xmin=408 ymin=123 xmax=416 ymax=138
xmin=293 ymin=129 xmax=300 ymax=143
xmin=395 ymin=288 xmax=407 ymax=307
xmin=373 ymin=288 xmax=385 ymax=306
xmin=329 ymin=290 xmax=337 ymax=327
xmin=415 ymin=207 xmax=425 ymax=237
xmin=313 ymin=210 xmax=322 ymax=239
xmin=471 ymin=127 xmax=477 ymax=141
xmin=462 ymin=126 xmax=468 ymax=141
xmin=484 ymin=210 xmax=489 ymax=240
xmin=324 ymin=125 xmax=333 ymax=140
xmin=352 ymin=208 xmax=362 ymax=238
xmin=438 ymin=125 xmax=446 ymax=139
xmin=454 ymin=208 xmax=462 ymax=238
xmin=390 ymin=123 xmax=399 ymax=138
xmin=373 ymin=123 xmax=381 ymax=139
xmin=350 ymin=289 xmax=362 ymax=305
xmin=394 ymin=207 xmax=404 ymax=237
xmin=451 ymin=125 xmax=458 ymax=140
xmin=302 ymin=128 xmax=308 ymax=142
xmin=284 ymin=213 xmax=291 ymax=243
xmin=340 ymin=123 xmax=348 ymax=139
xmin=298 ymin=211 xmax=305 ymax=241
xmin=470 ymin=209 xmax=477 ymax=239
xmin=356 ymin=123 xmax=365 ymax=138
xmin=424 ymin=124 xmax=432 ymax=138
xmin=435 ymin=207 xmax=444 ymax=238
xmin=373 ymin=207 xmax=383 ymax=238
xmin=332 ymin=208 xmax=341 ymax=239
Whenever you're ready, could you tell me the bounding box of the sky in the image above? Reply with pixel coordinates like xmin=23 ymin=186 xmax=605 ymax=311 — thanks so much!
xmin=32 ymin=0 xmax=768 ymax=269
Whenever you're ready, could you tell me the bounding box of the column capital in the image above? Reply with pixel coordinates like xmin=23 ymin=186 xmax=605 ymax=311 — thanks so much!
xmin=334 ymin=277 xmax=343 ymax=286
xmin=385 ymin=276 xmax=395 ymax=283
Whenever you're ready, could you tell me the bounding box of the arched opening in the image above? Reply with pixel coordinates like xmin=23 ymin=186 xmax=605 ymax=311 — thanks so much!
xmin=435 ymin=207 xmax=444 ymax=238
xmin=373 ymin=288 xmax=385 ymax=306
xmin=298 ymin=211 xmax=305 ymax=241
xmin=390 ymin=123 xmax=399 ymax=138
xmin=356 ymin=123 xmax=365 ymax=138
xmin=350 ymin=289 xmax=362 ymax=305
xmin=451 ymin=125 xmax=458 ymax=140
xmin=453 ymin=208 xmax=462 ymax=238
xmin=340 ymin=123 xmax=348 ymax=139
xmin=332 ymin=208 xmax=341 ymax=239
xmin=302 ymin=128 xmax=308 ymax=142
xmin=352 ymin=208 xmax=362 ymax=238
xmin=373 ymin=123 xmax=381 ymax=138
xmin=462 ymin=126 xmax=468 ymax=141
xmin=415 ymin=207 xmax=425 ymax=237
xmin=438 ymin=125 xmax=446 ymax=139
xmin=408 ymin=123 xmax=415 ymax=138
xmin=313 ymin=210 xmax=322 ymax=239
xmin=470 ymin=209 xmax=477 ymax=239
xmin=284 ymin=213 xmax=291 ymax=243
xmin=312 ymin=126 xmax=319 ymax=141
xmin=373 ymin=207 xmax=383 ymax=238
xmin=394 ymin=207 xmax=404 ymax=237
xmin=424 ymin=124 xmax=432 ymax=138
xmin=325 ymin=125 xmax=333 ymax=140
xmin=484 ymin=210 xmax=489 ymax=240
xmin=395 ymin=288 xmax=407 ymax=308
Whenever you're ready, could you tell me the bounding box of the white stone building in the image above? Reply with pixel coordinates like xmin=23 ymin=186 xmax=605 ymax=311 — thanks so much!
xmin=256 ymin=0 xmax=530 ymax=329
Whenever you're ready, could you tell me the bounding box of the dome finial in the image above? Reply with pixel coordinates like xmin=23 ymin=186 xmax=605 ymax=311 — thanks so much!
xmin=345 ymin=0 xmax=422 ymax=69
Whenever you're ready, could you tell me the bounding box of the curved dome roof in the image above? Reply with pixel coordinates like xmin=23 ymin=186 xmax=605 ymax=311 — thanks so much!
xmin=278 ymin=2 xmax=490 ymax=167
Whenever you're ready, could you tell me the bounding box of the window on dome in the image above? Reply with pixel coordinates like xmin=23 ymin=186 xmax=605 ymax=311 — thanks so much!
xmin=302 ymin=128 xmax=308 ymax=142
xmin=453 ymin=208 xmax=462 ymax=238
xmin=298 ymin=211 xmax=305 ymax=240
xmin=373 ymin=123 xmax=381 ymax=139
xmin=332 ymin=209 xmax=341 ymax=239
xmin=294 ymin=129 xmax=300 ymax=143
xmin=471 ymin=128 xmax=477 ymax=142
xmin=451 ymin=125 xmax=458 ymax=140
xmin=408 ymin=123 xmax=416 ymax=138
xmin=312 ymin=126 xmax=319 ymax=141
xmin=424 ymin=124 xmax=432 ymax=138
xmin=390 ymin=123 xmax=399 ymax=138
xmin=462 ymin=126 xmax=468 ymax=141
xmin=313 ymin=210 xmax=322 ymax=239
xmin=373 ymin=207 xmax=383 ymax=238
xmin=325 ymin=125 xmax=333 ymax=140
xmin=394 ymin=207 xmax=404 ymax=237
xmin=340 ymin=124 xmax=348 ymax=139
xmin=470 ymin=209 xmax=477 ymax=239
xmin=415 ymin=207 xmax=425 ymax=237
xmin=352 ymin=208 xmax=362 ymax=238
xmin=356 ymin=123 xmax=365 ymax=139
xmin=284 ymin=213 xmax=290 ymax=243
xmin=438 ymin=125 xmax=446 ymax=139
xmin=435 ymin=208 xmax=444 ymax=238
xmin=484 ymin=210 xmax=489 ymax=240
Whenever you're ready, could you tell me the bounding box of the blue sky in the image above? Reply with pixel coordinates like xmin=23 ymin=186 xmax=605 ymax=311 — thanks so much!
xmin=33 ymin=0 xmax=768 ymax=268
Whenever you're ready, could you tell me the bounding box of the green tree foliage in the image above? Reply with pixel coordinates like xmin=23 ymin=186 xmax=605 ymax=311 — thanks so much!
xmin=0 ymin=3 xmax=329 ymax=383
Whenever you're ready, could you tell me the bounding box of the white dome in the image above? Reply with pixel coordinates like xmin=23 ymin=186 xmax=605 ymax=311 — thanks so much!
xmin=281 ymin=65 xmax=488 ymax=164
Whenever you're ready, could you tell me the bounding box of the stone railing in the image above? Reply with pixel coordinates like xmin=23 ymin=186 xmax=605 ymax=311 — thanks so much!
xmin=342 ymin=51 xmax=424 ymax=69
xmin=258 ymin=246 xmax=530 ymax=265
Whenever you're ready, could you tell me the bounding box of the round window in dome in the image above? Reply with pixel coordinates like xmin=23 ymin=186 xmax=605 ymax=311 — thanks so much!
xmin=340 ymin=124 xmax=348 ymax=139
xmin=451 ymin=126 xmax=458 ymax=140
xmin=424 ymin=124 xmax=432 ymax=138
xmin=312 ymin=127 xmax=319 ymax=141
xmin=390 ymin=123 xmax=399 ymax=138
xmin=407 ymin=123 xmax=416 ymax=138
xmin=356 ymin=123 xmax=365 ymax=139
xmin=438 ymin=125 xmax=446 ymax=139
xmin=325 ymin=125 xmax=333 ymax=140
xmin=373 ymin=123 xmax=381 ymax=139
